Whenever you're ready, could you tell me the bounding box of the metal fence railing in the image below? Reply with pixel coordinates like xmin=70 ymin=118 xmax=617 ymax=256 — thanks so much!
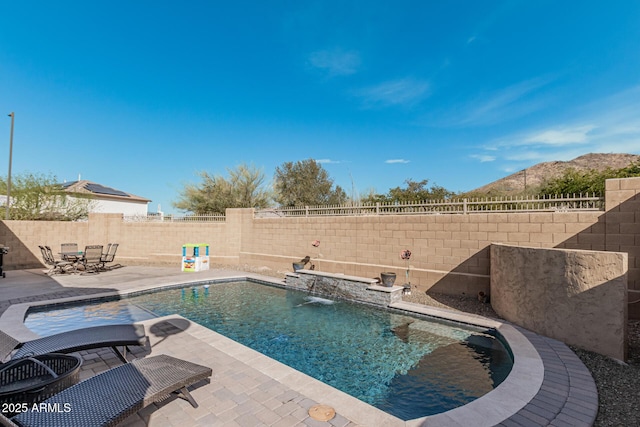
xmin=123 ymin=213 xmax=226 ymax=223
xmin=254 ymin=194 xmax=604 ymax=218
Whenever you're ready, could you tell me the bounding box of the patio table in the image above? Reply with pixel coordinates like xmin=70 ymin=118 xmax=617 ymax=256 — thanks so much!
xmin=60 ymin=251 xmax=83 ymax=263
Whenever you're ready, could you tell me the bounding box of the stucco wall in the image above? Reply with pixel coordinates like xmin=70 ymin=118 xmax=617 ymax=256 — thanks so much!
xmin=90 ymin=198 xmax=148 ymax=216
xmin=490 ymin=243 xmax=628 ymax=361
xmin=67 ymin=195 xmax=149 ymax=216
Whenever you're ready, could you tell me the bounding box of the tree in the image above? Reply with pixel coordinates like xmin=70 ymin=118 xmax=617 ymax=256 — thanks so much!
xmin=0 ymin=173 xmax=93 ymax=220
xmin=273 ymin=159 xmax=347 ymax=206
xmin=361 ymin=179 xmax=455 ymax=204
xmin=227 ymin=163 xmax=272 ymax=208
xmin=173 ymin=163 xmax=271 ymax=214
xmin=537 ymin=162 xmax=640 ymax=196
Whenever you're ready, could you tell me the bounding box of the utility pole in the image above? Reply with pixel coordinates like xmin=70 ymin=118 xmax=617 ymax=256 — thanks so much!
xmin=6 ymin=112 xmax=14 ymax=220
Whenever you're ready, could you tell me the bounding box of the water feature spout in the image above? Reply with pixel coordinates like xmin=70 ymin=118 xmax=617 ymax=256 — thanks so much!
xmin=293 ymin=255 xmax=311 ymax=272
xmin=307 ymin=275 xmax=318 ymax=292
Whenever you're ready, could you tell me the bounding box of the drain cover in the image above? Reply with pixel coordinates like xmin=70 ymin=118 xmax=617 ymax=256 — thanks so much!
xmin=308 ymin=404 xmax=336 ymax=421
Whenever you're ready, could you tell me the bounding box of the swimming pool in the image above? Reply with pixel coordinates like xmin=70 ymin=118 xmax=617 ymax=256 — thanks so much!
xmin=25 ymin=280 xmax=513 ymax=421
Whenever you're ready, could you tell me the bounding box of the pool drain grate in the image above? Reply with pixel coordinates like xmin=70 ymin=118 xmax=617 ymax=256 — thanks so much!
xmin=308 ymin=404 xmax=336 ymax=421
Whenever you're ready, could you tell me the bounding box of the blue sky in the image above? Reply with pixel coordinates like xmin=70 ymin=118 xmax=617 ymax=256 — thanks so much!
xmin=1 ymin=1 xmax=639 ymax=214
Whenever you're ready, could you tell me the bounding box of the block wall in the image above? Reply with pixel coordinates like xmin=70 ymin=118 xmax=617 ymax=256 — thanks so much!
xmin=0 ymin=214 xmax=228 ymax=269
xmin=603 ymin=178 xmax=640 ymax=318
xmin=0 ymin=219 xmax=89 ymax=269
xmin=240 ymin=211 xmax=601 ymax=296
xmin=1 ymin=177 xmax=639 ymax=318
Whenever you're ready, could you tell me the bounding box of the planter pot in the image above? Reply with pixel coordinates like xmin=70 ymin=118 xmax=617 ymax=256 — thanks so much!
xmin=478 ymin=291 xmax=490 ymax=303
xmin=292 ymin=262 xmax=306 ymax=272
xmin=380 ymin=272 xmax=396 ymax=287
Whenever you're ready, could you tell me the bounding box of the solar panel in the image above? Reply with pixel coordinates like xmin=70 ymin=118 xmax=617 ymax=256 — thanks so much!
xmin=84 ymin=183 xmax=130 ymax=197
xmin=61 ymin=181 xmax=77 ymax=189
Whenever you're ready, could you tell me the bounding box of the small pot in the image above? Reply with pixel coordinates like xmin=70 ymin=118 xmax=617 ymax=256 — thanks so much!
xmin=380 ymin=272 xmax=396 ymax=287
xmin=292 ymin=262 xmax=306 ymax=272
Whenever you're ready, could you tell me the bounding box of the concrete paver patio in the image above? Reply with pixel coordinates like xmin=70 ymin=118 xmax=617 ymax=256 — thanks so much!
xmin=0 ymin=267 xmax=597 ymax=426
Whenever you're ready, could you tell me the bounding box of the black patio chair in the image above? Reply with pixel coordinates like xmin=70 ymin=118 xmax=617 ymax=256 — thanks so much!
xmin=2 ymin=354 xmax=212 ymax=427
xmin=1 ymin=324 xmax=149 ymax=364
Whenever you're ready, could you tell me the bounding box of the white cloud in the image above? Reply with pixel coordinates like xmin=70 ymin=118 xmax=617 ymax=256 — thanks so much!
xmin=522 ymin=125 xmax=595 ymax=146
xmin=308 ymin=49 xmax=360 ymax=77
xmin=503 ymin=151 xmax=546 ymax=162
xmin=505 ymin=148 xmax=593 ymax=163
xmin=591 ymin=139 xmax=640 ymax=154
xmin=356 ymin=78 xmax=430 ymax=108
xmin=316 ymin=159 xmax=341 ymax=164
xmin=472 ymin=86 xmax=640 ymax=171
xmin=385 ymin=159 xmax=410 ymax=164
xmin=456 ymin=77 xmax=553 ymax=126
xmin=470 ymin=154 xmax=496 ymax=162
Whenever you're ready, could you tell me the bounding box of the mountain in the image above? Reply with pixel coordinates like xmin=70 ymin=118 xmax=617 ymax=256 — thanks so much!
xmin=468 ymin=153 xmax=640 ymax=195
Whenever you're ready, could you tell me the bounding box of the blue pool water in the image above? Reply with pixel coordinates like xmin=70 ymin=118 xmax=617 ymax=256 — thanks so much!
xmin=25 ymin=280 xmax=513 ymax=420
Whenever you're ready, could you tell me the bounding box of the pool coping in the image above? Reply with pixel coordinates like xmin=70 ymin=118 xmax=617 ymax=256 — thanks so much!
xmin=0 ymin=273 xmax=598 ymax=426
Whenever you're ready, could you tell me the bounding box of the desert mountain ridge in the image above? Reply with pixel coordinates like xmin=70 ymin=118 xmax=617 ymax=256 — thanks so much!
xmin=469 ymin=153 xmax=640 ymax=195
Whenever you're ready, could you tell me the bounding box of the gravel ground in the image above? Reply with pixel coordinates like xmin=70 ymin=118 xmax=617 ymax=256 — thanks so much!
xmin=575 ymin=320 xmax=640 ymax=427
xmin=225 ymin=264 xmax=640 ymax=427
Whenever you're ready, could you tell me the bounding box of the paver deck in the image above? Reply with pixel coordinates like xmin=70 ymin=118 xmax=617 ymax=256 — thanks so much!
xmin=0 ymin=267 xmax=598 ymax=426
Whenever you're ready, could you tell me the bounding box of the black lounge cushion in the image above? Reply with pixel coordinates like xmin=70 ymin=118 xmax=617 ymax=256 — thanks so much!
xmin=9 ymin=354 xmax=212 ymax=427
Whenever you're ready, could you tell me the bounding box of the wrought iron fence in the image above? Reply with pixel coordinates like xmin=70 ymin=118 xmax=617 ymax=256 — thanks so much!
xmin=254 ymin=194 xmax=604 ymax=218
xmin=123 ymin=213 xmax=226 ymax=223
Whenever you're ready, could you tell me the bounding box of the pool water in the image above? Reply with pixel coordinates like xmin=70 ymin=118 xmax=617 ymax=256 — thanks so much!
xmin=25 ymin=281 xmax=513 ymax=420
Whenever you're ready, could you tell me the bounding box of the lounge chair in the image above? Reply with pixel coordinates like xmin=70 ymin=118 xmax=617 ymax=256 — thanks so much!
xmin=1 ymin=325 xmax=148 ymax=364
xmin=38 ymin=246 xmax=74 ymax=275
xmin=1 ymin=354 xmax=212 ymax=427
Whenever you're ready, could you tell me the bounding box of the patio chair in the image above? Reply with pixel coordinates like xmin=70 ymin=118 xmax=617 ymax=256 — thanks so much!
xmin=99 ymin=243 xmax=121 ymax=271
xmin=1 ymin=324 xmax=148 ymax=364
xmin=2 ymin=354 xmax=212 ymax=427
xmin=60 ymin=242 xmax=79 ymax=261
xmin=38 ymin=246 xmax=74 ymax=275
xmin=80 ymin=245 xmax=103 ymax=274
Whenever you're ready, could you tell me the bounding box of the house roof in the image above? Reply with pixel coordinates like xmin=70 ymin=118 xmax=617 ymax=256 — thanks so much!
xmin=61 ymin=180 xmax=151 ymax=203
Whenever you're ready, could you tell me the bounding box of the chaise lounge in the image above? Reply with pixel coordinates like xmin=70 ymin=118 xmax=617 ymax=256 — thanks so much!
xmin=1 ymin=325 xmax=148 ymax=364
xmin=1 ymin=354 xmax=213 ymax=427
